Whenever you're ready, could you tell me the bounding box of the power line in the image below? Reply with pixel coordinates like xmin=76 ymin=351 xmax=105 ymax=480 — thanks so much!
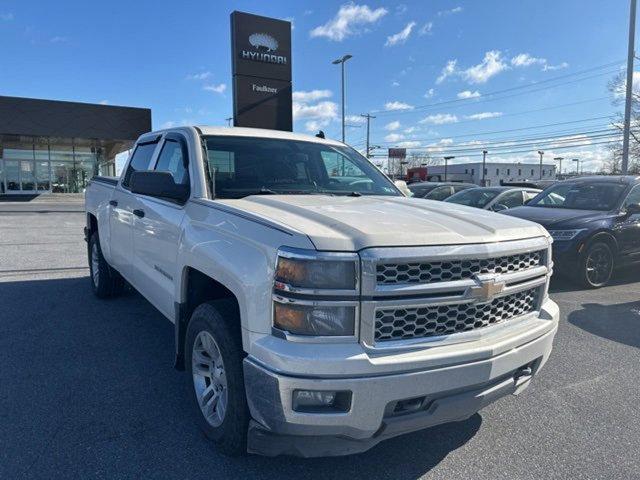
xmin=373 ymin=60 xmax=623 ymax=117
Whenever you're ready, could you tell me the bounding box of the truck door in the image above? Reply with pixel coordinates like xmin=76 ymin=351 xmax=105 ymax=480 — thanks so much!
xmin=109 ymin=137 xmax=160 ymax=282
xmin=131 ymin=133 xmax=189 ymax=319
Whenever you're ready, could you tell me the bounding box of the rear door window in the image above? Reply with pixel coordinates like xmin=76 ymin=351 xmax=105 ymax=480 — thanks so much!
xmin=122 ymin=140 xmax=159 ymax=188
xmin=498 ymin=190 xmax=525 ymax=208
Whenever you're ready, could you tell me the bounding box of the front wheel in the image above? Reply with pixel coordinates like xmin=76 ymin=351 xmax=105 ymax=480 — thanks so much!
xmin=185 ymin=302 xmax=249 ymax=456
xmin=576 ymin=241 xmax=614 ymax=288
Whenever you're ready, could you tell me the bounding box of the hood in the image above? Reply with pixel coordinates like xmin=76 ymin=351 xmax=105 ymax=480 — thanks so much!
xmin=502 ymin=206 xmax=612 ymax=229
xmin=218 ymin=195 xmax=549 ymax=251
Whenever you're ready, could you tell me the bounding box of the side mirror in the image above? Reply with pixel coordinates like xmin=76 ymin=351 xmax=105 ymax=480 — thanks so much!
xmin=625 ymin=203 xmax=640 ymax=215
xmin=491 ymin=203 xmax=508 ymax=212
xmin=130 ymin=171 xmax=189 ymax=203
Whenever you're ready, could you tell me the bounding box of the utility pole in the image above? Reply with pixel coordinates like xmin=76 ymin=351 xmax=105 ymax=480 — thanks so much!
xmin=361 ymin=113 xmax=376 ymax=158
xmin=622 ymin=0 xmax=637 ymax=174
xmin=444 ymin=156 xmax=455 ymax=181
xmin=482 ymin=150 xmax=488 ymax=186
xmin=332 ymin=54 xmax=353 ymax=143
xmin=538 ymin=150 xmax=544 ymax=180
xmin=553 ymin=156 xmax=563 ymax=179
xmin=225 ymin=117 xmax=233 ymax=127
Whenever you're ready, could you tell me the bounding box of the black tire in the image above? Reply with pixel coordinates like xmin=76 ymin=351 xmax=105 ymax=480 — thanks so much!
xmin=88 ymin=232 xmax=124 ymax=298
xmin=185 ymin=301 xmax=249 ymax=456
xmin=576 ymin=240 xmax=614 ymax=289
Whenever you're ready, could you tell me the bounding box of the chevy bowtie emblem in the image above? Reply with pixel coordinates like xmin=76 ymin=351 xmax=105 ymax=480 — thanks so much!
xmin=469 ymin=277 xmax=505 ymax=302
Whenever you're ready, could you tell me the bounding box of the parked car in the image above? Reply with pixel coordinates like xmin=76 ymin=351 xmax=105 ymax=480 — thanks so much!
xmin=500 ymin=180 xmax=558 ymax=190
xmin=445 ymin=186 xmax=542 ymax=211
xmin=84 ymin=126 xmax=558 ymax=457
xmin=408 ymin=181 xmax=476 ymax=200
xmin=502 ymin=175 xmax=640 ymax=288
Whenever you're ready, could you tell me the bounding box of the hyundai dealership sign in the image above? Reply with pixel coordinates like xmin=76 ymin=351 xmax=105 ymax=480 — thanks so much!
xmin=231 ymin=11 xmax=292 ymax=131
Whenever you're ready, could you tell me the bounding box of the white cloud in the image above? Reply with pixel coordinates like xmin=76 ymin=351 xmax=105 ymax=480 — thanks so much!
xmin=345 ymin=114 xmax=366 ymax=124
xmin=395 ymin=4 xmax=408 ymax=15
xmin=436 ymin=60 xmax=457 ymax=84
xmin=397 ymin=141 xmax=422 ymax=148
xmin=1 ymin=12 xmax=14 ymax=21
xmin=293 ymin=101 xmax=337 ymax=120
xmin=99 ymin=99 xmax=109 ymax=105
xmin=203 ymin=83 xmax=227 ymax=94
xmin=613 ymin=71 xmax=640 ymax=98
xmin=419 ymin=22 xmax=433 ymax=35
xmin=543 ymin=61 xmax=569 ymax=71
xmin=385 ymin=21 xmax=416 ymax=46
xmin=310 ymin=4 xmax=388 ymax=41
xmin=385 ymin=120 xmax=401 ymax=131
xmin=462 ymin=50 xmax=508 ymax=84
xmin=186 ymin=71 xmax=212 ymax=81
xmin=385 ymin=133 xmax=405 ymax=142
xmin=404 ymin=126 xmax=418 ymax=134
xmin=424 ymin=88 xmax=435 ymax=98
xmin=457 ymin=90 xmax=481 ymax=99
xmin=438 ymin=6 xmax=462 ymax=16
xmin=292 ymin=89 xmax=332 ymax=102
xmin=511 ymin=53 xmax=546 ymax=67
xmin=465 ymin=111 xmax=503 ymax=120
xmin=385 ymin=101 xmax=414 ymax=110
xmin=419 ymin=113 xmax=458 ymax=125
xmin=392 ymin=81 xmax=400 ymax=87
xmin=203 ymin=84 xmax=226 ymax=95
xmin=511 ymin=53 xmax=568 ymax=72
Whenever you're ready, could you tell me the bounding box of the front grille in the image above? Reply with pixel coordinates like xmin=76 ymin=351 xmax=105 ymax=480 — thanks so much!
xmin=376 ymin=250 xmax=543 ymax=285
xmin=374 ymin=288 xmax=538 ymax=342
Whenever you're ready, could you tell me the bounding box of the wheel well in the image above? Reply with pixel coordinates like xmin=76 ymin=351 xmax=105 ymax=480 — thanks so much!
xmin=174 ymin=267 xmax=241 ymax=370
xmin=584 ymin=231 xmax=618 ymax=256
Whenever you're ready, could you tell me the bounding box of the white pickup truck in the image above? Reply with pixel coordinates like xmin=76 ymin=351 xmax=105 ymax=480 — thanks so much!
xmin=84 ymin=126 xmax=559 ymax=457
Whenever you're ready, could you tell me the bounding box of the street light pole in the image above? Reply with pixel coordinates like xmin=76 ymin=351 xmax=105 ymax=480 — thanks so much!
xmin=573 ymin=158 xmax=580 ymax=175
xmin=622 ymin=0 xmax=637 ymax=174
xmin=553 ymin=156 xmax=563 ymax=179
xmin=482 ymin=150 xmax=488 ymax=186
xmin=444 ymin=156 xmax=455 ymax=181
xmin=332 ymin=54 xmax=353 ymax=143
xmin=538 ymin=150 xmax=544 ymax=180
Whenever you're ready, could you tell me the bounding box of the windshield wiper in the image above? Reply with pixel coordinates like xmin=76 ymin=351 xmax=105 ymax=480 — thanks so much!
xmin=253 ymin=187 xmax=278 ymax=195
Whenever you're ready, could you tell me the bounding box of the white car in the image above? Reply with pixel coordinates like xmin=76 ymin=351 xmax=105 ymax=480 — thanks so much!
xmin=84 ymin=126 xmax=559 ymax=457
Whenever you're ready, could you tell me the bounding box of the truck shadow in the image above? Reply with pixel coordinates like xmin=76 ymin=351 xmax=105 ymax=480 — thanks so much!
xmin=567 ymin=300 xmax=640 ymax=350
xmin=0 ymin=275 xmax=478 ymax=480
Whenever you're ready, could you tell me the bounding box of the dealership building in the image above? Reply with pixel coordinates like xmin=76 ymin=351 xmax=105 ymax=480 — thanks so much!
xmin=0 ymin=95 xmax=151 ymax=195
xmin=425 ymin=161 xmax=557 ymax=186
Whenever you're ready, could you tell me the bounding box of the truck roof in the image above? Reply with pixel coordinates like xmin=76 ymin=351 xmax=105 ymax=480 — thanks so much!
xmin=192 ymin=126 xmax=345 ymax=147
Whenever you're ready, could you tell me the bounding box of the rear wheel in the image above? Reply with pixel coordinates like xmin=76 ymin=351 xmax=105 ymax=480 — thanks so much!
xmin=186 ymin=302 xmax=248 ymax=456
xmin=88 ymin=232 xmax=124 ymax=298
xmin=577 ymin=240 xmax=614 ymax=288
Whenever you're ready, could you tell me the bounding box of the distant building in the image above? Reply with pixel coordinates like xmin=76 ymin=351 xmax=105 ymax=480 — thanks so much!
xmin=426 ymin=161 xmax=557 ymax=186
xmin=0 ymin=95 xmax=151 ymax=195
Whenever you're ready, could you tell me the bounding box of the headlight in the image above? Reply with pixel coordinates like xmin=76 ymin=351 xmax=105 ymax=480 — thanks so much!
xmin=273 ymin=301 xmax=355 ymax=336
xmin=275 ymin=250 xmax=357 ymax=290
xmin=273 ymin=248 xmax=359 ymax=339
xmin=547 ymin=229 xmax=585 ymax=241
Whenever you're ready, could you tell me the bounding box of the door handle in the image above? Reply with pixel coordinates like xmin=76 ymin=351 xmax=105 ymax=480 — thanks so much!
xmin=109 ymin=200 xmax=118 ymax=207
xmin=133 ymin=209 xmax=145 ymax=218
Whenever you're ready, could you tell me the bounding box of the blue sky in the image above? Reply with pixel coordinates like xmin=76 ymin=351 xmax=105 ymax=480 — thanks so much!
xmin=0 ymin=0 xmax=634 ymax=170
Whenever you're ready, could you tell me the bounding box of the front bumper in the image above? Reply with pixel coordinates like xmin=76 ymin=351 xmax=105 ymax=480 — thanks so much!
xmin=244 ymin=312 xmax=558 ymax=457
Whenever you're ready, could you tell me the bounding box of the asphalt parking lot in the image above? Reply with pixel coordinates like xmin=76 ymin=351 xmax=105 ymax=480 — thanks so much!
xmin=1 ymin=196 xmax=639 ymax=480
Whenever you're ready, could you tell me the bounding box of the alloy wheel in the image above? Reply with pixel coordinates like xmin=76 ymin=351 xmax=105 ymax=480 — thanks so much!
xmin=585 ymin=244 xmax=613 ymax=286
xmin=192 ymin=331 xmax=228 ymax=428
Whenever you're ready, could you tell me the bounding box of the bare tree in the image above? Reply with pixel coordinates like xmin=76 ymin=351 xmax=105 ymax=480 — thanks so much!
xmin=406 ymin=152 xmax=438 ymax=167
xmin=607 ymin=71 xmax=640 ymax=174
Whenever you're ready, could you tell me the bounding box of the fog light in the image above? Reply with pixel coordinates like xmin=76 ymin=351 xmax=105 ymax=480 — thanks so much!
xmin=292 ymin=390 xmax=352 ymax=413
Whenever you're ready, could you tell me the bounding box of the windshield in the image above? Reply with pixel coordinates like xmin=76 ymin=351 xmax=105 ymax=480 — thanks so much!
xmin=203 ymin=136 xmax=400 ymax=199
xmin=445 ymin=188 xmax=503 ymax=208
xmin=528 ymin=182 xmax=627 ymax=211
